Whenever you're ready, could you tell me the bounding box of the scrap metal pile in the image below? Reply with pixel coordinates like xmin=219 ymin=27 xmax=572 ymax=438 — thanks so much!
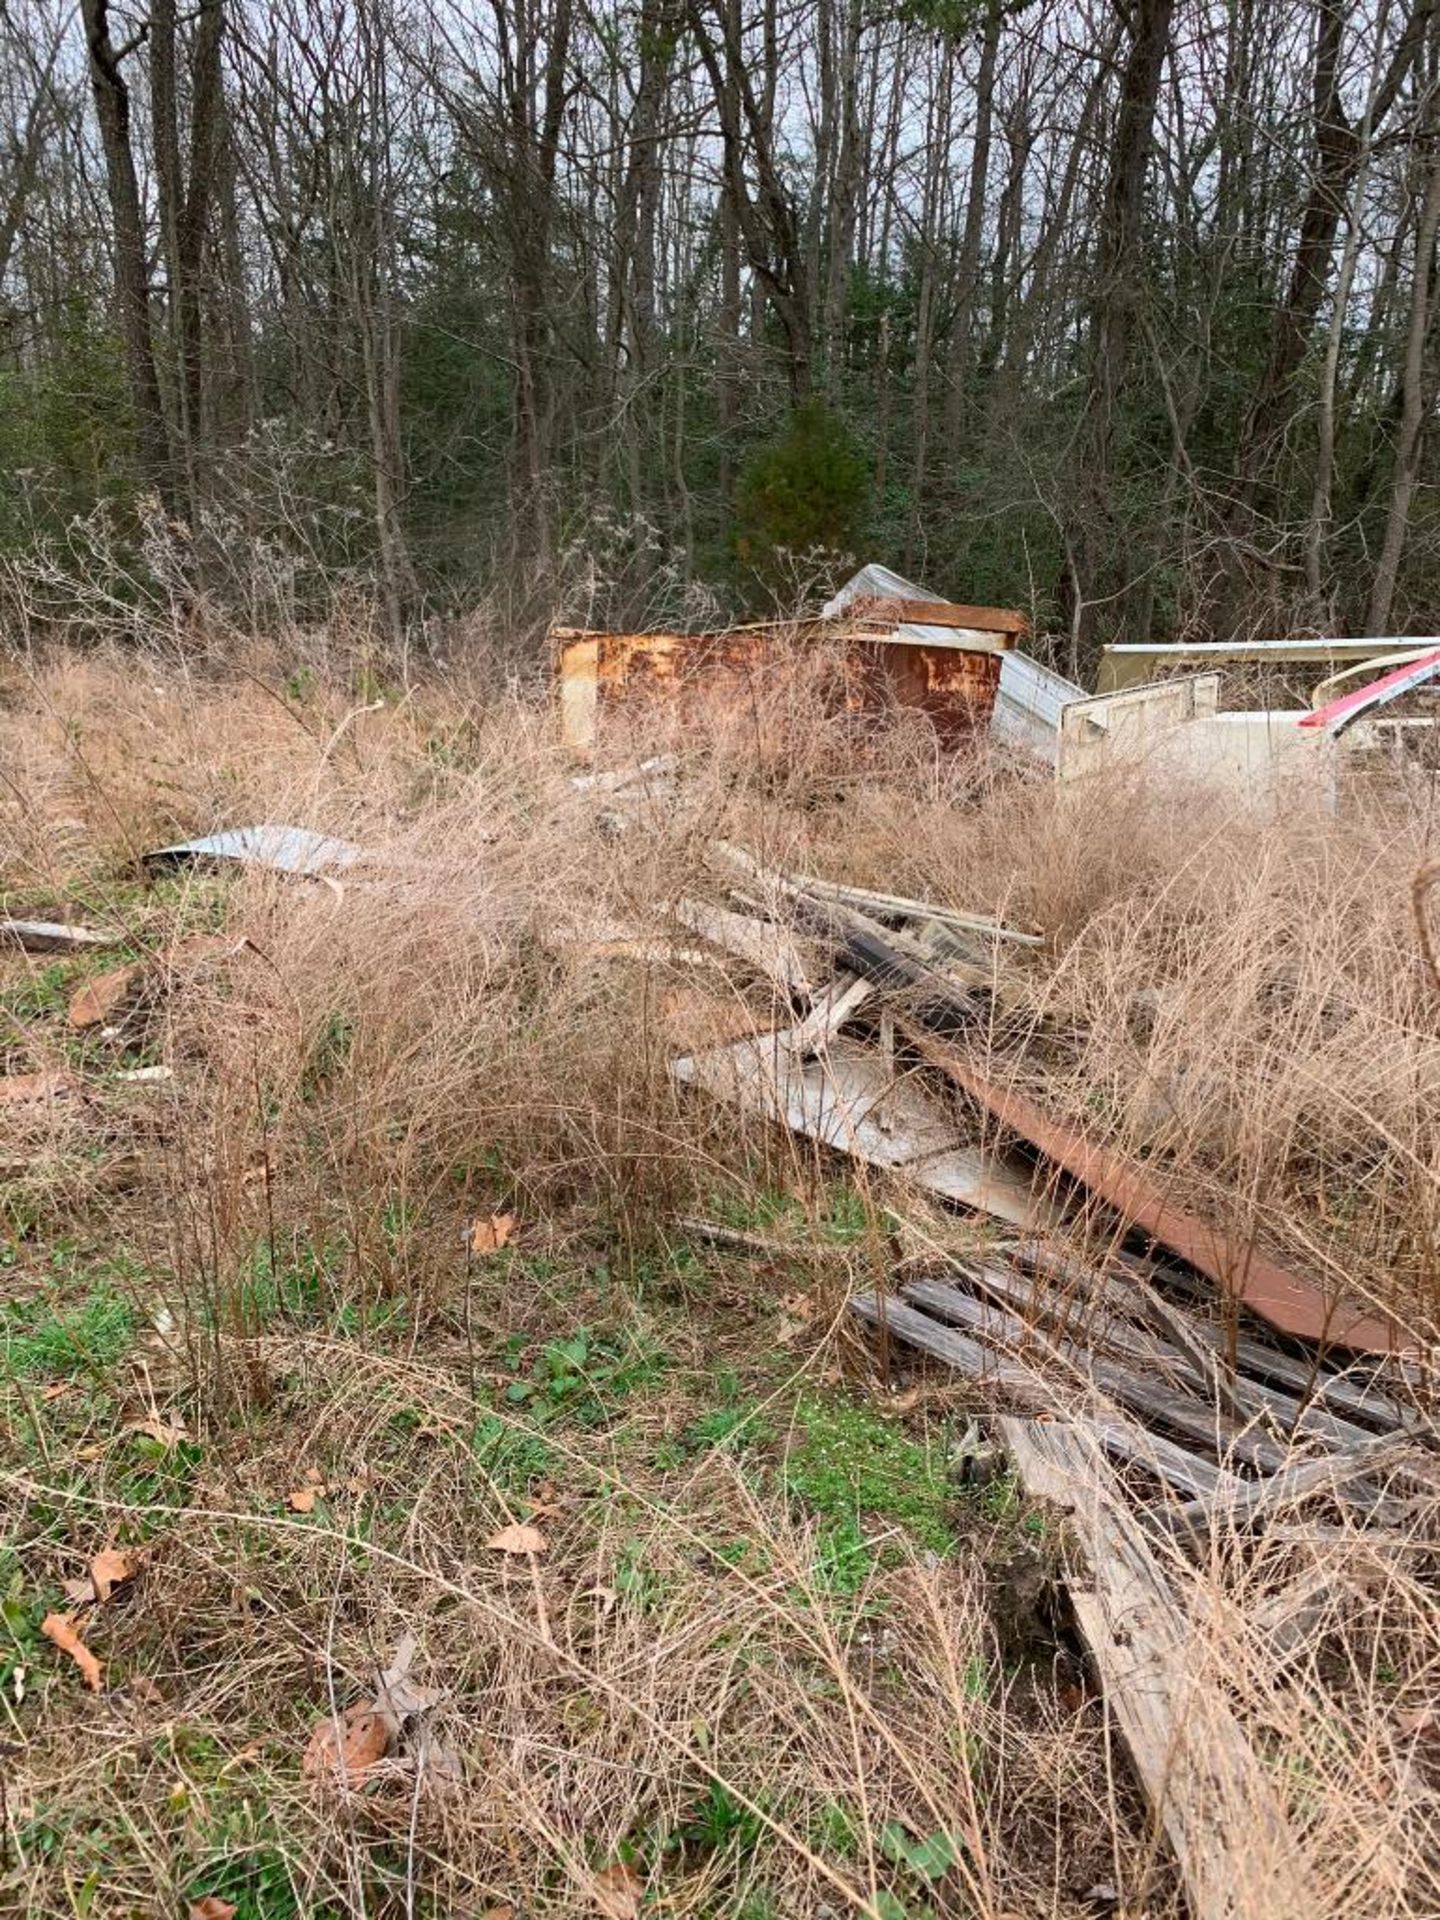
xmin=655 ymin=836 xmax=1437 ymax=1920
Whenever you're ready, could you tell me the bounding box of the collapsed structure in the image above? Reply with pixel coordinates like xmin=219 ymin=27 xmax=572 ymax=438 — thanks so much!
xmin=554 ymin=564 xmax=1058 ymax=753
xmin=555 ymin=564 xmax=1440 ymax=806
xmin=651 ymin=840 xmax=1434 ymax=1920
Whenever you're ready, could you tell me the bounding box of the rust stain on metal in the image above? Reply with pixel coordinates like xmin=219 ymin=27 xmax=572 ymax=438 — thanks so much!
xmin=555 ymin=610 xmax=1016 ymax=751
xmin=905 ymin=1022 xmax=1416 ymax=1355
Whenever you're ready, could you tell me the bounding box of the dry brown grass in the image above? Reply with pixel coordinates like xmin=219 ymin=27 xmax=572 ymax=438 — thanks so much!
xmin=1 ymin=642 xmax=1437 ymax=1918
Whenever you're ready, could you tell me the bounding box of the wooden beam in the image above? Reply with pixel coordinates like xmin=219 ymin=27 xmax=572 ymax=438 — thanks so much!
xmin=999 ymin=1418 xmax=1315 ymax=1920
xmin=849 ymin=1293 xmax=1241 ymax=1503
xmin=0 ymin=918 xmax=121 ymax=953
xmin=848 ymin=595 xmax=1029 ymax=636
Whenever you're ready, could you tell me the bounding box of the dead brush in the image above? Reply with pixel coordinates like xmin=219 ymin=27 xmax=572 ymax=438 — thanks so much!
xmin=3 ymin=647 xmax=1440 ymax=1917
xmin=0 ymin=1331 xmax=1161 ymax=1920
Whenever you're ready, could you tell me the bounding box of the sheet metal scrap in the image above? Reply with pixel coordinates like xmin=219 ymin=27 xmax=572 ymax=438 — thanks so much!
xmin=671 ymin=1026 xmax=1060 ymax=1232
xmin=0 ymin=919 xmax=120 ymax=954
xmin=144 ymin=825 xmax=362 ymax=876
xmin=1299 ymin=645 xmax=1440 ymax=737
xmin=904 ymin=1022 xmax=1417 ymax=1356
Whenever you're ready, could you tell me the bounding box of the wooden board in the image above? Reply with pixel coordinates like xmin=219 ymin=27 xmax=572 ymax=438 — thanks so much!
xmin=1000 ymin=1418 xmax=1315 ymax=1920
xmin=847 ymin=595 xmax=1029 ymax=636
xmin=673 ymin=898 xmax=814 ymax=997
xmin=0 ymin=918 xmax=120 ymax=954
xmin=897 ymin=1277 xmax=1292 ymax=1473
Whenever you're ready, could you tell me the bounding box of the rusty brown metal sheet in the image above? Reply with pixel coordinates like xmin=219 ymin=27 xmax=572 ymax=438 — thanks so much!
xmin=554 ymin=620 xmax=1006 ymax=749
xmin=849 ymin=595 xmax=1028 ymax=637
xmin=905 ymin=1023 xmax=1418 ymax=1355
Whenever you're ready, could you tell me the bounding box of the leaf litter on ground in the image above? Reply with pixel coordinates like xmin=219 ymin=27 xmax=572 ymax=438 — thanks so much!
xmin=121 ymin=1414 xmax=189 ymax=1446
xmin=41 ymin=1612 xmax=103 ymax=1690
xmin=469 ymin=1211 xmax=518 ymax=1253
xmin=594 ymin=1860 xmax=644 ymax=1918
xmin=302 ymin=1631 xmax=449 ymax=1789
xmin=62 ymin=1545 xmax=139 ymax=1608
xmin=486 ymin=1521 xmax=547 ymax=1554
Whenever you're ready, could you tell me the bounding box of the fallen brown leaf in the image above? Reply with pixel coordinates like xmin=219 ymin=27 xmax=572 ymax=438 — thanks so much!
xmin=0 ymin=1069 xmax=76 ymax=1106
xmin=373 ymin=1631 xmax=443 ymax=1727
xmin=302 ymin=1701 xmax=391 ymax=1783
xmin=469 ymin=1212 xmax=518 ymax=1254
xmin=485 ymin=1522 xmax=546 ymax=1555
xmin=40 ymin=1381 xmax=70 ymax=1401
xmin=188 ymin=1897 xmax=238 ymax=1920
xmin=477 ymin=1908 xmax=515 ymax=1920
xmin=288 ymin=1486 xmax=324 ymax=1513
xmin=66 ymin=937 xmax=251 ymax=1038
xmin=68 ymin=962 xmax=146 ymax=1030
xmin=90 ymin=1547 xmax=137 ymax=1603
xmin=121 ymin=1416 xmax=189 ymax=1446
xmin=594 ymin=1860 xmax=643 ymax=1919
xmin=41 ymin=1611 xmax=102 ymax=1690
xmin=1396 ymin=1704 xmax=1439 ymax=1743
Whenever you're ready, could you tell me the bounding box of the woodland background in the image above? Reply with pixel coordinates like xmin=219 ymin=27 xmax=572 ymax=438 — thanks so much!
xmin=6 ymin=0 xmax=1440 ymax=673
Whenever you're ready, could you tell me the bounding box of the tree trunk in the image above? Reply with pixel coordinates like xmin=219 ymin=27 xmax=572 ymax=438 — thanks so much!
xmin=1304 ymin=0 xmax=1391 ymax=611
xmin=1368 ymin=105 xmax=1440 ymax=631
xmin=1222 ymin=0 xmax=1428 ymax=615
xmin=945 ymin=0 xmax=1001 ymax=442
xmin=1064 ymin=0 xmax=1176 ymax=659
xmin=81 ymin=0 xmax=176 ymax=509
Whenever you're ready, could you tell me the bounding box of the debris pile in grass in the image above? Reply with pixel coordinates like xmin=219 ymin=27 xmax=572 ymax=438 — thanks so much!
xmin=0 ymin=645 xmax=1436 ymax=1919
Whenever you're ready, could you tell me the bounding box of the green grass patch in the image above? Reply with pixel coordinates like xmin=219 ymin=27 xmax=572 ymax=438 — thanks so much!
xmin=705 ymin=1179 xmax=875 ymax=1245
xmin=0 ymin=1285 xmax=135 ymax=1381
xmin=502 ymin=1324 xmax=667 ymax=1428
xmin=468 ymin=1411 xmax=555 ymax=1495
xmin=782 ymin=1396 xmax=953 ymax=1556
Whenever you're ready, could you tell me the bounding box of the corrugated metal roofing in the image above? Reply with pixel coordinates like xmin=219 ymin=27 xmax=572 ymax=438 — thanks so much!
xmin=995 ymin=651 xmax=1083 ymax=764
xmin=145 ymin=826 xmax=362 ymax=875
xmin=825 ymin=565 xmax=1080 ymax=761
xmin=821 ymin=563 xmax=1014 ymax=653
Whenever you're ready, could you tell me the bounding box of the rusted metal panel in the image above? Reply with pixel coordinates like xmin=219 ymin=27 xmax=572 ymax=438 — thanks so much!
xmin=554 ymin=617 xmax=1005 ymax=751
xmin=916 ymin=645 xmax=1003 ymax=745
xmin=903 ymin=1021 xmax=1417 ymax=1355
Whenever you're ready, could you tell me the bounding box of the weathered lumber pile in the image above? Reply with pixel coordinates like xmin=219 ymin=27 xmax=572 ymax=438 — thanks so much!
xmin=660 ymin=841 xmax=1438 ymax=1920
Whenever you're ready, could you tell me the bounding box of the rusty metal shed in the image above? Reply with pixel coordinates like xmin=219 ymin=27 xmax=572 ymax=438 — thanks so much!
xmin=554 ymin=577 xmax=1027 ymax=752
